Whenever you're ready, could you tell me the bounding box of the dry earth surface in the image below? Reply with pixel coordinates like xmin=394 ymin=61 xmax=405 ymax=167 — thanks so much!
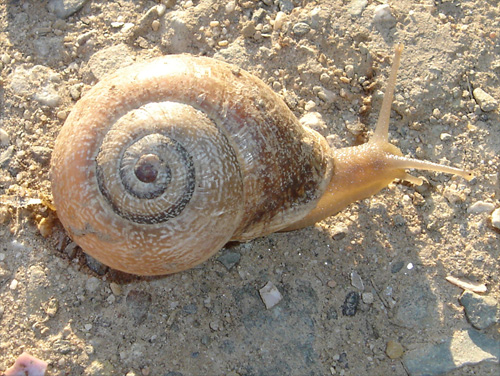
xmin=0 ymin=0 xmax=499 ymax=375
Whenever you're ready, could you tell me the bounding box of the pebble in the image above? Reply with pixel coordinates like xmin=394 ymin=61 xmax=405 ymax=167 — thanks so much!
xmin=9 ymin=279 xmax=18 ymax=290
xmin=81 ymin=276 xmax=100 ymax=295
xmin=240 ymin=20 xmax=257 ymax=38
xmin=109 ymin=282 xmax=122 ymax=296
xmin=348 ymin=0 xmax=368 ymax=16
xmin=217 ymin=250 xmax=241 ymax=270
xmin=0 ymin=128 xmax=9 ymax=147
xmin=373 ymin=4 xmax=396 ymax=28
xmin=274 ymin=12 xmax=286 ymax=31
xmin=473 ymin=87 xmax=498 ymax=112
xmin=30 ymin=146 xmax=52 ymax=166
xmin=403 ymin=329 xmax=500 ymax=375
xmin=292 ymin=22 xmax=311 ymax=36
xmin=88 ymin=44 xmax=135 ymax=80
xmin=467 ymin=201 xmax=495 ymax=214
xmin=386 ymin=340 xmax=404 ymax=359
xmin=299 ymin=112 xmax=326 ymax=133
xmin=259 ymin=281 xmax=283 ymax=309
xmin=350 ymin=271 xmax=364 ymax=291
xmin=9 ymin=65 xmax=61 ymax=108
xmin=278 ymin=0 xmax=294 ymax=13
xmin=391 ymin=260 xmax=405 ymax=274
xmin=48 ymin=0 xmax=90 ymax=18
xmin=491 ymin=208 xmax=500 ymax=230
xmin=342 ymin=291 xmax=360 ymax=316
xmin=445 ymin=275 xmax=487 ymax=293
xmin=126 ymin=290 xmax=152 ymax=325
xmin=459 ymin=291 xmax=500 ymax=330
xmin=361 ymin=292 xmax=374 ymax=304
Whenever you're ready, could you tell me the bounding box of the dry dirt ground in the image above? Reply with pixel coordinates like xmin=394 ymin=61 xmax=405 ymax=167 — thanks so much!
xmin=0 ymin=0 xmax=499 ymax=375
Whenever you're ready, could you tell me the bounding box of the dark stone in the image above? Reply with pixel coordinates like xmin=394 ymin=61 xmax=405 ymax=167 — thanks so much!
xmin=342 ymin=292 xmax=360 ymax=316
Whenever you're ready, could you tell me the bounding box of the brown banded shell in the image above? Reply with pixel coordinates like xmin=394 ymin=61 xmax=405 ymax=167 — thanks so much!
xmin=50 ymin=55 xmax=332 ymax=275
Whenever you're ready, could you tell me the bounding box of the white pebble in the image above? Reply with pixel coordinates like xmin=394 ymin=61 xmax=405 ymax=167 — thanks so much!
xmin=373 ymin=4 xmax=396 ymax=25
xmin=362 ymin=292 xmax=374 ymax=304
xmin=350 ymin=270 xmax=364 ymax=291
xmin=299 ymin=112 xmax=326 ymax=133
xmin=473 ymin=88 xmax=498 ymax=112
xmin=274 ymin=12 xmax=286 ymax=31
xmin=491 ymin=208 xmax=500 ymax=230
xmin=467 ymin=201 xmax=495 ymax=214
xmin=10 ymin=279 xmax=18 ymax=290
xmin=259 ymin=281 xmax=283 ymax=309
xmin=225 ymin=1 xmax=236 ymax=13
xmin=0 ymin=128 xmax=9 ymax=146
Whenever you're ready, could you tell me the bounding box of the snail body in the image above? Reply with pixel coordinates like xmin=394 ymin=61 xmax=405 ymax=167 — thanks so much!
xmin=51 ymin=46 xmax=472 ymax=275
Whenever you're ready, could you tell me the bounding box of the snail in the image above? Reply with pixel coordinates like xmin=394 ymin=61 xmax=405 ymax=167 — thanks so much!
xmin=50 ymin=45 xmax=472 ymax=276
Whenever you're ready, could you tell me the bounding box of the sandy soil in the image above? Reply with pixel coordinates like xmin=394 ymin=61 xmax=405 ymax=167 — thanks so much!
xmin=0 ymin=0 xmax=499 ymax=375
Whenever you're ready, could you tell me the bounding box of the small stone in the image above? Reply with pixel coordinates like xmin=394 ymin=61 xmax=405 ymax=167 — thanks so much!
xmin=9 ymin=279 xmax=18 ymax=290
xmin=85 ymin=276 xmax=101 ymax=293
xmin=386 ymin=340 xmax=404 ymax=359
xmin=126 ymin=290 xmax=152 ymax=325
xmin=110 ymin=282 xmax=122 ymax=296
xmin=473 ymin=87 xmax=498 ymax=112
xmin=48 ymin=0 xmax=90 ymax=18
xmin=299 ymin=112 xmax=326 ymax=133
xmin=259 ymin=281 xmax=283 ymax=309
xmin=278 ymin=0 xmax=294 ymax=13
xmin=373 ymin=4 xmax=396 ymax=28
xmin=151 ymin=19 xmax=160 ymax=31
xmin=362 ymin=292 xmax=374 ymax=304
xmin=342 ymin=291 xmax=360 ymax=316
xmin=225 ymin=1 xmax=236 ymax=13
xmin=349 ymin=0 xmax=368 ymax=16
xmin=217 ymin=250 xmax=241 ymax=270
xmin=273 ymin=12 xmax=286 ymax=31
xmin=182 ymin=304 xmax=198 ymax=314
xmin=467 ymin=201 xmax=495 ymax=214
xmin=0 ymin=128 xmax=10 ymax=147
xmin=350 ymin=271 xmax=364 ymax=291
xmin=491 ymin=208 xmax=500 ymax=230
xmin=292 ymin=22 xmax=311 ymax=36
xmin=331 ymin=225 xmax=348 ymax=240
xmin=241 ymin=21 xmax=256 ymax=38
xmin=459 ymin=291 xmax=500 ymax=330
xmin=440 ymin=133 xmax=452 ymax=141
xmin=37 ymin=217 xmax=54 ymax=237
xmin=391 ymin=261 xmax=405 ymax=274
xmin=445 ymin=276 xmax=487 ymax=293
xmin=209 ymin=321 xmax=220 ymax=331
xmin=44 ymin=297 xmax=59 ymax=317
xmin=327 ymin=280 xmax=337 ymax=288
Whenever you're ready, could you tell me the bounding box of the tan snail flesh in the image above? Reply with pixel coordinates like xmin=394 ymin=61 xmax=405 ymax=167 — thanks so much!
xmin=50 ymin=45 xmax=472 ymax=276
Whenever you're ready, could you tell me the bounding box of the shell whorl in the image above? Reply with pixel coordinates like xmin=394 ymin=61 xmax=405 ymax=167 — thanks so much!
xmin=50 ymin=55 xmax=332 ymax=275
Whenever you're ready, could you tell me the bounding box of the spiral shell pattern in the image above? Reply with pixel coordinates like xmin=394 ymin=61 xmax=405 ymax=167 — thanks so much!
xmin=51 ymin=55 xmax=332 ymax=275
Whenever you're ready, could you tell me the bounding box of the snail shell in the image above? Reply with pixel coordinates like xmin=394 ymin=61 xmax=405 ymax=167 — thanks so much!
xmin=50 ymin=55 xmax=332 ymax=275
